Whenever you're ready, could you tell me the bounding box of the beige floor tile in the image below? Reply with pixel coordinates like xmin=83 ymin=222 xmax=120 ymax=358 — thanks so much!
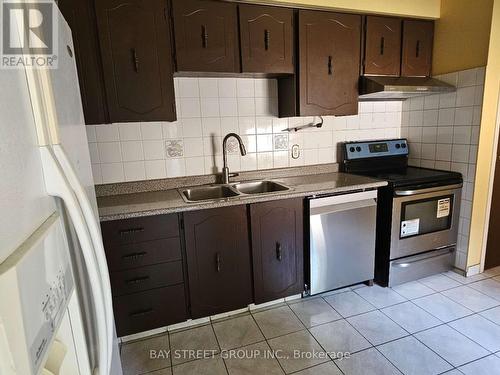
xmin=335 ymin=347 xmax=401 ymax=375
xmin=172 ymin=357 xmax=227 ymax=375
xmin=268 ymin=330 xmax=329 ymax=373
xmin=292 ymin=361 xmax=342 ymax=375
xmin=224 ymin=341 xmax=284 ymax=375
xmin=212 ymin=315 xmax=264 ymax=350
xmin=169 ymin=325 xmax=219 ymax=365
xmin=253 ymin=305 xmax=304 ymax=339
xmin=121 ymin=334 xmax=170 ymax=375
xmin=289 ymin=298 xmax=342 ymax=327
xmin=309 ymin=320 xmax=371 ymax=355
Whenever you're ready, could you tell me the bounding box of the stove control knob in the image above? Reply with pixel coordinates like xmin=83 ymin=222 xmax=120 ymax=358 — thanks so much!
xmin=401 ymin=143 xmax=407 ymax=149
xmin=349 ymin=147 xmax=355 ymax=152
xmin=395 ymin=144 xmax=401 ymax=149
xmin=356 ymin=146 xmax=362 ymax=152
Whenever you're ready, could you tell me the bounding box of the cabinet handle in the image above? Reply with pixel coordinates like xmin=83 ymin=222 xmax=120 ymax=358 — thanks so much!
xmin=119 ymin=227 xmax=144 ymax=236
xmin=126 ymin=276 xmax=150 ymax=285
xmin=380 ymin=37 xmax=385 ymax=55
xmin=131 ymin=48 xmax=139 ymax=73
xmin=201 ymin=25 xmax=208 ymax=48
xmin=122 ymin=251 xmax=147 ymax=261
xmin=327 ymin=56 xmax=333 ymax=75
xmin=276 ymin=242 xmax=283 ymax=261
xmin=216 ymin=252 xmax=221 ymax=272
xmin=129 ymin=308 xmax=153 ymax=317
xmin=264 ymin=29 xmax=270 ymax=50
xmin=416 ymin=40 xmax=420 ymax=58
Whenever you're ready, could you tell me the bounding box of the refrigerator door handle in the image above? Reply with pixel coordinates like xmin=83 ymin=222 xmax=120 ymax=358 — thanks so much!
xmin=52 ymin=144 xmax=113 ymax=375
xmin=40 ymin=146 xmax=109 ymax=375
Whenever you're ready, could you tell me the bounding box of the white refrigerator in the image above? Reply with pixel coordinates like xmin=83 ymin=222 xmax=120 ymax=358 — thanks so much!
xmin=0 ymin=4 xmax=122 ymax=375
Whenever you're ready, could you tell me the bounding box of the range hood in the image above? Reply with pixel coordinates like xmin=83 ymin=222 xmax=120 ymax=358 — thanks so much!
xmin=359 ymin=76 xmax=455 ymax=100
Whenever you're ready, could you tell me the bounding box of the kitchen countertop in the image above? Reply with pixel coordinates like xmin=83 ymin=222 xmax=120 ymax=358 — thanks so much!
xmin=97 ymin=170 xmax=387 ymax=221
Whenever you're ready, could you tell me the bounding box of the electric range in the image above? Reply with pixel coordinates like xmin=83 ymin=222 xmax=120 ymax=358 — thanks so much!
xmin=342 ymin=139 xmax=463 ymax=287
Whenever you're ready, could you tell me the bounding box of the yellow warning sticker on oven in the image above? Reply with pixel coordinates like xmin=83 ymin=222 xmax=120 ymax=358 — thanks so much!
xmin=437 ymin=198 xmax=451 ymax=218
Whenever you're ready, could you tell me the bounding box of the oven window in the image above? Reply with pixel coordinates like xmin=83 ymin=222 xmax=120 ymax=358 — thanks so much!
xmin=400 ymin=195 xmax=454 ymax=238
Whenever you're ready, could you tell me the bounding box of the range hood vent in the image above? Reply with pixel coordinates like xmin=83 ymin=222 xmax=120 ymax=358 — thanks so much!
xmin=359 ymin=76 xmax=455 ymax=100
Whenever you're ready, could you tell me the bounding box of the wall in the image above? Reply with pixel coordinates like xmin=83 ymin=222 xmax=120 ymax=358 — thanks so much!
xmin=87 ymin=77 xmax=402 ymax=184
xmin=432 ymin=0 xmax=494 ymax=75
xmin=258 ymin=0 xmax=440 ymax=18
xmin=402 ymin=67 xmax=485 ymax=270
xmin=469 ymin=0 xmax=500 ymax=270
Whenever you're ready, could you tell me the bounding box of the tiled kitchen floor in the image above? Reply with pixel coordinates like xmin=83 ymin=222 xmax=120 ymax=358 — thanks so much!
xmin=120 ymin=267 xmax=500 ymax=375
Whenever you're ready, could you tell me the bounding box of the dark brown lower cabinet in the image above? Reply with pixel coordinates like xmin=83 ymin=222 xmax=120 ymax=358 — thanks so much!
xmin=183 ymin=206 xmax=253 ymax=318
xmin=250 ymin=198 xmax=304 ymax=304
xmin=114 ymin=285 xmax=187 ymax=336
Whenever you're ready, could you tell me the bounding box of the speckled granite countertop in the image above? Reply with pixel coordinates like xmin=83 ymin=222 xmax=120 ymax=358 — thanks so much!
xmin=97 ymin=166 xmax=387 ymax=221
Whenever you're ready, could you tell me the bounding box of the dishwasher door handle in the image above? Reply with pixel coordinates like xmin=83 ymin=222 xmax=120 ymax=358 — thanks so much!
xmin=310 ymin=198 xmax=377 ymax=216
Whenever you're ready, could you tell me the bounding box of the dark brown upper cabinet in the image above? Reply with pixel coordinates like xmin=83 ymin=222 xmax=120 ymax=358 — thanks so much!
xmin=183 ymin=206 xmax=253 ymax=318
xmin=296 ymin=10 xmax=361 ymax=117
xmin=239 ymin=4 xmax=294 ymax=74
xmin=363 ymin=16 xmax=402 ymax=76
xmin=250 ymin=199 xmax=304 ymax=304
xmin=58 ymin=0 xmax=108 ymax=124
xmin=172 ymin=0 xmax=239 ymax=73
xmin=95 ymin=0 xmax=176 ymax=122
xmin=401 ymin=19 xmax=433 ymax=77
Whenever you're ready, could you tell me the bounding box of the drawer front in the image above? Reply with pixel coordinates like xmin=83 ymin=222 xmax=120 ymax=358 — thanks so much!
xmin=114 ymin=285 xmax=187 ymax=337
xmin=110 ymin=262 xmax=184 ymax=296
xmin=388 ymin=247 xmax=455 ymax=287
xmin=101 ymin=214 xmax=179 ymax=246
xmin=106 ymin=237 xmax=182 ymax=271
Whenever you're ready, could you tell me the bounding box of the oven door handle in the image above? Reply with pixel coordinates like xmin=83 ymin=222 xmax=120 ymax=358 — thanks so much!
xmin=392 ymin=247 xmax=455 ymax=268
xmin=394 ymin=183 xmax=463 ymax=196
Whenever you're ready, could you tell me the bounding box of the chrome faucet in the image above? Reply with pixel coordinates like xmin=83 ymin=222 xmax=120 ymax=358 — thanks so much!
xmin=222 ymin=133 xmax=246 ymax=184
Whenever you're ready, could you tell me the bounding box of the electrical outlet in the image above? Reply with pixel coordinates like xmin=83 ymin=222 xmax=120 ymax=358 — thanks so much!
xmin=291 ymin=144 xmax=300 ymax=159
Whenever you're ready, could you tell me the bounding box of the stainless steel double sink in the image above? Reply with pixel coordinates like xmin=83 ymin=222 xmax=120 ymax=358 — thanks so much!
xmin=179 ymin=180 xmax=290 ymax=203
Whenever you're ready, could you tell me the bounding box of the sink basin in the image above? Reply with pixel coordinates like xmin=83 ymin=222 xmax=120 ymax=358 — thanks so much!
xmin=181 ymin=185 xmax=239 ymax=202
xmin=232 ymin=180 xmax=290 ymax=195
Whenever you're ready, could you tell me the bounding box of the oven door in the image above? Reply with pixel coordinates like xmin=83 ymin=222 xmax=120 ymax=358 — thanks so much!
xmin=390 ymin=183 xmax=462 ymax=260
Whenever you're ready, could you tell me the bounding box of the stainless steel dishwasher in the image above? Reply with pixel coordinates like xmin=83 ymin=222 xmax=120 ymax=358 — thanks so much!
xmin=307 ymin=190 xmax=377 ymax=295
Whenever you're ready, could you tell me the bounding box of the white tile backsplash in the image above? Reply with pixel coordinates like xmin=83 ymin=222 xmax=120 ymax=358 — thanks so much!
xmin=90 ymin=77 xmax=403 ymax=184
xmin=402 ymin=66 xmax=485 ymax=271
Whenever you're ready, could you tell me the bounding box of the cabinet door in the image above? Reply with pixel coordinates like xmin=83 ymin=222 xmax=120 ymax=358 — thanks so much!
xmin=401 ymin=20 xmax=433 ymax=77
xmin=250 ymin=199 xmax=303 ymax=304
xmin=58 ymin=0 xmax=108 ymax=124
xmin=364 ymin=16 xmax=401 ymax=76
xmin=239 ymin=4 xmax=294 ymax=74
xmin=184 ymin=206 xmax=252 ymax=318
xmin=298 ymin=10 xmax=361 ymax=116
xmin=95 ymin=0 xmax=176 ymax=122
xmin=172 ymin=0 xmax=238 ymax=73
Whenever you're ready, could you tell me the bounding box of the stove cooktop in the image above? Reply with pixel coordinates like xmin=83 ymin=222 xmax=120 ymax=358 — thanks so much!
xmin=357 ymin=167 xmax=463 ymax=188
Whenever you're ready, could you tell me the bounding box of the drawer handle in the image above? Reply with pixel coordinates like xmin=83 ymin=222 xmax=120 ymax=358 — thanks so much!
xmin=122 ymin=251 xmax=147 ymax=261
xmin=119 ymin=227 xmax=145 ymax=236
xmin=380 ymin=36 xmax=385 ymax=55
xmin=215 ymin=252 xmax=221 ymax=272
xmin=131 ymin=48 xmax=139 ymax=73
xmin=327 ymin=56 xmax=333 ymax=75
xmin=201 ymin=25 xmax=208 ymax=48
xmin=264 ymin=29 xmax=270 ymax=50
xmin=276 ymin=242 xmax=283 ymax=261
xmin=416 ymin=40 xmax=420 ymax=58
xmin=126 ymin=276 xmax=150 ymax=285
xmin=129 ymin=308 xmax=153 ymax=317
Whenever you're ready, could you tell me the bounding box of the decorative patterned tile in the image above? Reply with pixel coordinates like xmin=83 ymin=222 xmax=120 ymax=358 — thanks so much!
xmin=165 ymin=139 xmax=184 ymax=158
xmin=273 ymin=134 xmax=289 ymax=150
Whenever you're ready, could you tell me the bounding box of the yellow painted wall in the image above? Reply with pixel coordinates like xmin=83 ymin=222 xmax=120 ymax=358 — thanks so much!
xmin=254 ymin=0 xmax=441 ymax=18
xmin=432 ymin=0 xmax=494 ymax=75
xmin=469 ymin=0 xmax=500 ymax=269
